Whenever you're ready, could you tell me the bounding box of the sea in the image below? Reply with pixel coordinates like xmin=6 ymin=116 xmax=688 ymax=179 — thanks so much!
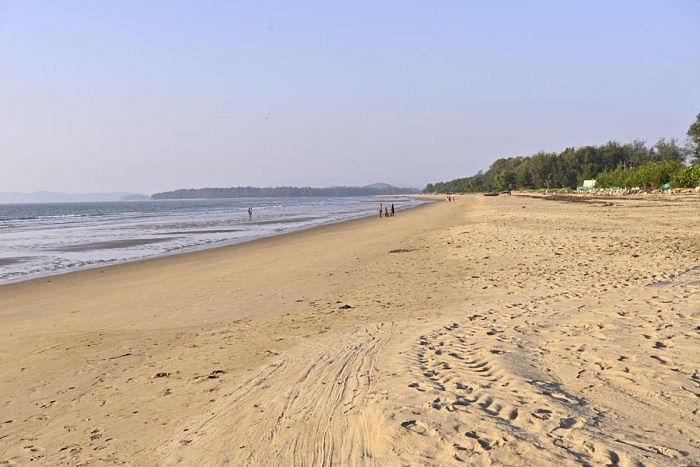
xmin=0 ymin=197 xmax=425 ymax=285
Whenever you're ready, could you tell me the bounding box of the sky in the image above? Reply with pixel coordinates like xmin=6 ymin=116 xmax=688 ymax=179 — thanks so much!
xmin=1 ymin=1 xmax=699 ymax=194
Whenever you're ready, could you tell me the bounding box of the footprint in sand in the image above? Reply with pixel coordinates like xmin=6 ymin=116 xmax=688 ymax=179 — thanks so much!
xmin=507 ymin=407 xmax=519 ymax=421
xmin=532 ymin=408 xmax=553 ymax=420
xmin=400 ymin=419 xmax=435 ymax=437
xmin=408 ymin=382 xmax=427 ymax=392
xmin=464 ymin=430 xmax=504 ymax=451
xmin=557 ymin=417 xmax=579 ymax=429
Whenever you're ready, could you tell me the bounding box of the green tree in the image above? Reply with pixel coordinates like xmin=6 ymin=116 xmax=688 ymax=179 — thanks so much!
xmin=515 ymin=162 xmax=534 ymax=189
xmin=654 ymin=138 xmax=686 ymax=163
xmin=494 ymin=170 xmax=516 ymax=191
xmin=672 ymin=167 xmax=700 ymax=188
xmin=623 ymin=139 xmax=653 ymax=169
xmin=687 ymin=113 xmax=700 ymax=166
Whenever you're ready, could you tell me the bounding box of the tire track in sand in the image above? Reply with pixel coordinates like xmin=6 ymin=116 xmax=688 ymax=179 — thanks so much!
xmin=155 ymin=323 xmax=395 ymax=466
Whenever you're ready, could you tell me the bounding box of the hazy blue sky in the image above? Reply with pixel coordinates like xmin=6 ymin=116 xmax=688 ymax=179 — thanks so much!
xmin=1 ymin=1 xmax=698 ymax=193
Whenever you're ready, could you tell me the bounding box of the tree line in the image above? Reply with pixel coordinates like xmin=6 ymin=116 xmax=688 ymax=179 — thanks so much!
xmin=151 ymin=185 xmax=418 ymax=199
xmin=425 ymin=113 xmax=700 ymax=193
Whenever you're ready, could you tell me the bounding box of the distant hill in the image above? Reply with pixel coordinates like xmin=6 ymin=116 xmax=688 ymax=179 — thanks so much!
xmin=0 ymin=191 xmax=148 ymax=203
xmin=151 ymin=184 xmax=419 ymax=200
xmin=362 ymin=182 xmax=396 ymax=190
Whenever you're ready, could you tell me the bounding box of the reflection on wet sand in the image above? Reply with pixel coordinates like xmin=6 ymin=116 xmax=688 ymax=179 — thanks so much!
xmin=53 ymin=237 xmax=176 ymax=252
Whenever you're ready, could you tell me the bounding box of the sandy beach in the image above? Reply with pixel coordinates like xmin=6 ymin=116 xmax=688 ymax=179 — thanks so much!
xmin=0 ymin=194 xmax=698 ymax=466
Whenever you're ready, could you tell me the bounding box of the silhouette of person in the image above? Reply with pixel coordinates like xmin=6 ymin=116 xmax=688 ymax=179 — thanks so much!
xmin=248 ymin=207 xmax=253 ymax=221
xmin=391 ymin=203 xmax=395 ymax=216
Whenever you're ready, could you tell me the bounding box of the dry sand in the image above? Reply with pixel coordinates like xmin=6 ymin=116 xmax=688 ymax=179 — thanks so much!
xmin=0 ymin=194 xmax=698 ymax=466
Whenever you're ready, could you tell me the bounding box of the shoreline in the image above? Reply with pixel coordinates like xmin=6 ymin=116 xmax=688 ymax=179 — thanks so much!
xmin=0 ymin=197 xmax=436 ymax=289
xmin=1 ymin=194 xmax=697 ymax=465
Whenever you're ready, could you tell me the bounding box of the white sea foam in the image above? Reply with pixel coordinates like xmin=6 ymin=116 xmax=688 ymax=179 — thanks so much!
xmin=0 ymin=197 xmax=424 ymax=284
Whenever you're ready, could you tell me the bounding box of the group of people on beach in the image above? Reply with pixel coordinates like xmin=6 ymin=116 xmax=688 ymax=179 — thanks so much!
xmin=248 ymin=204 xmax=398 ymax=222
xmin=446 ymin=195 xmax=456 ymax=202
xmin=378 ymin=203 xmax=395 ymax=218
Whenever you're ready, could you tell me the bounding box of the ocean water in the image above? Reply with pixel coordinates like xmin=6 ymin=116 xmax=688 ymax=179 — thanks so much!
xmin=0 ymin=197 xmax=424 ymax=284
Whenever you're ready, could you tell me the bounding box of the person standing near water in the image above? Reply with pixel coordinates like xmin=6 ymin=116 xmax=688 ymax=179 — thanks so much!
xmin=390 ymin=203 xmax=395 ymax=217
xmin=248 ymin=207 xmax=253 ymax=221
xmin=379 ymin=203 xmax=383 ymax=218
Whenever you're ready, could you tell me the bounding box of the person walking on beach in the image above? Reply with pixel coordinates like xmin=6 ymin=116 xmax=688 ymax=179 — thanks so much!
xmin=379 ymin=203 xmax=383 ymax=218
xmin=248 ymin=207 xmax=253 ymax=221
xmin=385 ymin=206 xmax=389 ymax=218
xmin=390 ymin=203 xmax=395 ymax=217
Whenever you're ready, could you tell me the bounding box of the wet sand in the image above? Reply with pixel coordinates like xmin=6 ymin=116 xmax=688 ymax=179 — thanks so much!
xmin=161 ymin=229 xmax=244 ymax=235
xmin=53 ymin=237 xmax=177 ymax=252
xmin=0 ymin=194 xmax=698 ymax=465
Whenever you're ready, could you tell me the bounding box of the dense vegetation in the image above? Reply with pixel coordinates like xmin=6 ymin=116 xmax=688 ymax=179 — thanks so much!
xmin=595 ymin=161 xmax=682 ymax=189
xmin=152 ymin=184 xmax=418 ymax=199
xmin=425 ymin=114 xmax=700 ymax=193
xmin=671 ymin=166 xmax=700 ymax=189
